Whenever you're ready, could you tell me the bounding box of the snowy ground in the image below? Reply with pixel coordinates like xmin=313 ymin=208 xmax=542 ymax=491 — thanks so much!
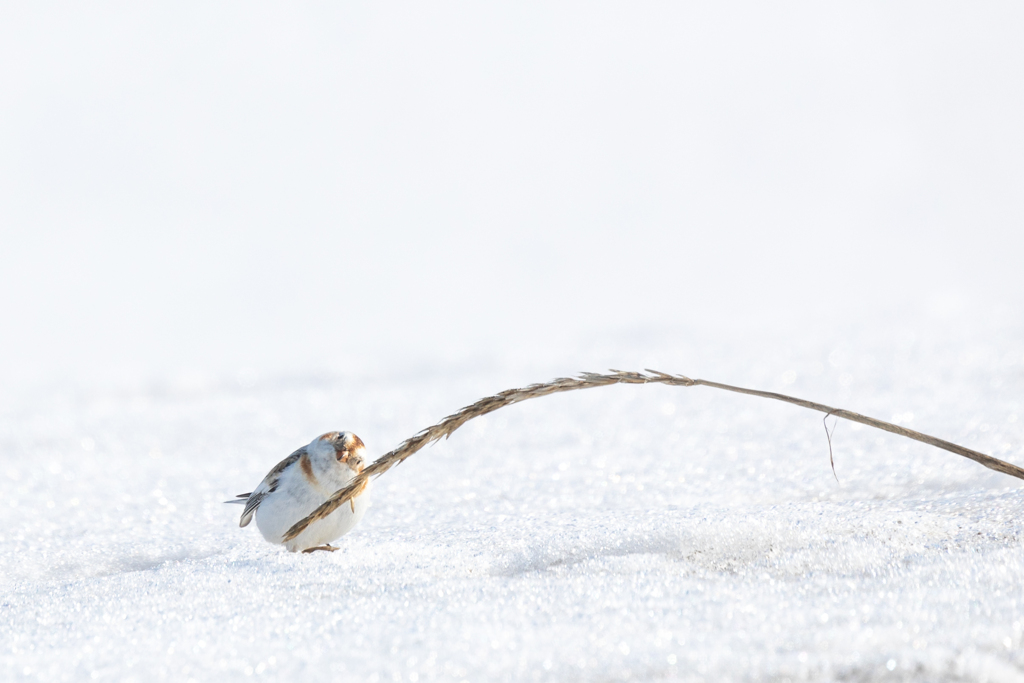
xmin=3 ymin=306 xmax=1024 ymax=682
xmin=3 ymin=4 xmax=1024 ymax=681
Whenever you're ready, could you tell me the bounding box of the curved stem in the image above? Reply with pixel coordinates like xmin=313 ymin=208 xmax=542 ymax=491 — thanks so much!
xmin=283 ymin=370 xmax=1023 ymax=542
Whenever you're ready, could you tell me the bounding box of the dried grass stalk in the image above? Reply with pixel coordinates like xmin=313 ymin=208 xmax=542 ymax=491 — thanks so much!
xmin=283 ymin=369 xmax=1023 ymax=542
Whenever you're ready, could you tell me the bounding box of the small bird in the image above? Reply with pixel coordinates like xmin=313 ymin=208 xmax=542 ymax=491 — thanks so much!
xmin=226 ymin=431 xmax=371 ymax=553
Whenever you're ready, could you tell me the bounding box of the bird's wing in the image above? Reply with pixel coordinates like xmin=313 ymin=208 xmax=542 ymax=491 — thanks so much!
xmin=236 ymin=448 xmax=304 ymax=528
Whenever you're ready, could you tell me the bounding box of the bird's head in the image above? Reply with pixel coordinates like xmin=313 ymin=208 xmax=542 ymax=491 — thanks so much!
xmin=318 ymin=431 xmax=366 ymax=474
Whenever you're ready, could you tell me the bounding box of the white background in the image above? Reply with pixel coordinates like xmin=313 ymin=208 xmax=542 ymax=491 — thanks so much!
xmin=2 ymin=2 xmax=1022 ymax=387
xmin=2 ymin=3 xmax=1023 ymax=681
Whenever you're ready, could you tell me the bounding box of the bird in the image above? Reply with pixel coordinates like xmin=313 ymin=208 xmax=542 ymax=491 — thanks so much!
xmin=225 ymin=431 xmax=371 ymax=553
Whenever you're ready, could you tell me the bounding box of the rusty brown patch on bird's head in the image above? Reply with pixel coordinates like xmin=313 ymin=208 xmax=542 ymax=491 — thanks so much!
xmin=334 ymin=432 xmax=366 ymax=473
xmin=342 ymin=432 xmax=365 ymax=451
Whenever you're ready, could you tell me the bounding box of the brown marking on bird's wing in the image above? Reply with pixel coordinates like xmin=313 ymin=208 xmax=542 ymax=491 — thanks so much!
xmin=299 ymin=452 xmax=317 ymax=485
xmin=264 ymin=450 xmax=304 ymax=487
xmin=239 ymin=448 xmax=304 ymax=526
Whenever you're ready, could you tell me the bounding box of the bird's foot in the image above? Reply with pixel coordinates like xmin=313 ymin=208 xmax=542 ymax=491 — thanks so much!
xmin=301 ymin=544 xmax=339 ymax=554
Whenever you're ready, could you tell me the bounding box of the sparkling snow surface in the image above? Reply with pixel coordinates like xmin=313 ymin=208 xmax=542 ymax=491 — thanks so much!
xmin=3 ymin=311 xmax=1024 ymax=683
xmin=3 ymin=5 xmax=1024 ymax=680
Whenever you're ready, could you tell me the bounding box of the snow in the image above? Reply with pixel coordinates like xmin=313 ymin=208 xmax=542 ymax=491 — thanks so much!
xmin=3 ymin=3 xmax=1024 ymax=681
xmin=3 ymin=311 xmax=1024 ymax=682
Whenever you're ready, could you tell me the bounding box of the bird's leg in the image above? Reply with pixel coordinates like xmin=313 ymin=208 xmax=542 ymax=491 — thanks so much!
xmin=301 ymin=544 xmax=338 ymax=554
